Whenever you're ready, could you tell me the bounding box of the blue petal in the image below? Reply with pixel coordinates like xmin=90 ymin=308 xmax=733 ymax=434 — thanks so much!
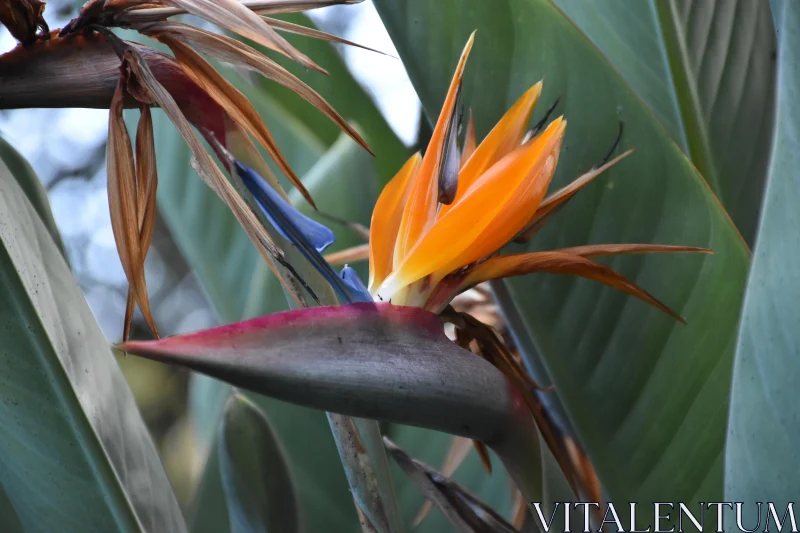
xmin=235 ymin=162 xmax=358 ymax=303
xmin=340 ymin=266 xmax=372 ymax=303
xmin=237 ymin=163 xmax=335 ymax=253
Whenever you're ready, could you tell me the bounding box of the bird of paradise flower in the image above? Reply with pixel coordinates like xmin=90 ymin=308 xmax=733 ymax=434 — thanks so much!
xmin=120 ymin=32 xmax=711 ymax=519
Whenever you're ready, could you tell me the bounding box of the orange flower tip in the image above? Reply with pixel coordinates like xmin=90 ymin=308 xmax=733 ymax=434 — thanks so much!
xmin=463 ymin=30 xmax=476 ymax=55
xmin=527 ymin=81 xmax=543 ymax=99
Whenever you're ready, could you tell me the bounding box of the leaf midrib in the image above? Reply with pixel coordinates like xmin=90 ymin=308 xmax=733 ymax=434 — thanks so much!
xmin=650 ymin=0 xmax=720 ymax=194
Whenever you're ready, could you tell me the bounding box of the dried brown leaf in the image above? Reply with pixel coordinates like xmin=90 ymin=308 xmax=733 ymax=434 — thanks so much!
xmin=123 ymin=105 xmax=160 ymax=341
xmin=139 ymin=21 xmax=372 ymax=157
xmin=124 ymin=0 xmax=362 ymax=23
xmin=107 ymin=78 xmax=158 ymax=339
xmin=0 ymin=0 xmax=48 ymax=44
xmin=156 ymin=35 xmax=318 ymax=208
xmin=153 ymin=0 xmax=324 ymax=72
xmin=120 ymin=47 xmax=304 ymax=307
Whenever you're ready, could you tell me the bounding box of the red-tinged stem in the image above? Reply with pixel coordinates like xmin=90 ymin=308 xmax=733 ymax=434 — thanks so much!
xmin=0 ymin=32 xmax=121 ymax=109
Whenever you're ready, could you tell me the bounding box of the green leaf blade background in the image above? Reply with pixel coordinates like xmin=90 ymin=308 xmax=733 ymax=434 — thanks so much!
xmin=725 ymin=0 xmax=800 ymax=508
xmin=552 ymin=0 xmax=776 ymax=242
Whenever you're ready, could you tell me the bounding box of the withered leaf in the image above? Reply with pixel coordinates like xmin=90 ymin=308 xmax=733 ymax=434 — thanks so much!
xmin=121 ymin=47 xmax=305 ymax=307
xmin=107 ymin=78 xmax=159 ymax=339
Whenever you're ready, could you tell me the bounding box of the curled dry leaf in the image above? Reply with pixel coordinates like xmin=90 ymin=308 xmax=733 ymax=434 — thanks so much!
xmin=107 ymin=78 xmax=159 ymax=339
xmin=122 ymin=105 xmax=160 ymax=340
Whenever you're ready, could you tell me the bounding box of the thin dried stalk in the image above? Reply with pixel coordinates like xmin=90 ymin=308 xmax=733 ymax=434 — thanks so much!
xmin=263 ymin=17 xmax=391 ymax=56
xmin=324 ymin=243 xmax=369 ymax=265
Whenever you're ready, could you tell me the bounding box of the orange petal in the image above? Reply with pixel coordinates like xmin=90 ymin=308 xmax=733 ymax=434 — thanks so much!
xmin=368 ymin=153 xmax=421 ymax=290
xmin=440 ymin=81 xmax=542 ymax=217
xmin=464 ymin=251 xmax=684 ymax=322
xmin=393 ymin=32 xmax=475 ymax=264
xmin=379 ymin=118 xmax=566 ymax=299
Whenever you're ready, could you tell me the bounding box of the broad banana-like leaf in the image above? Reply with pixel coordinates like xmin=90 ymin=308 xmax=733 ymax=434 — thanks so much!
xmin=553 ymin=0 xmax=776 ymax=242
xmin=218 ymin=393 xmax=301 ymax=533
xmin=0 ymin=136 xmax=65 ymax=254
xmin=0 ymin=143 xmax=186 ymax=532
xmin=373 ymin=0 xmax=749 ymax=526
xmin=725 ymin=0 xmax=800 ymax=513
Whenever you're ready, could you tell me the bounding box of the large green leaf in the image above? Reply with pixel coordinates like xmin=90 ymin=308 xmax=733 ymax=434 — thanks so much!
xmin=0 ymin=136 xmax=65 ymax=255
xmin=553 ymin=0 xmax=776 ymax=242
xmin=218 ymin=394 xmax=301 ymax=533
xmin=374 ymin=0 xmax=750 ymax=522
xmin=258 ymin=13 xmax=407 ymax=184
xmin=0 ymin=148 xmax=185 ymax=532
xmin=725 ymin=0 xmax=799 ymax=508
